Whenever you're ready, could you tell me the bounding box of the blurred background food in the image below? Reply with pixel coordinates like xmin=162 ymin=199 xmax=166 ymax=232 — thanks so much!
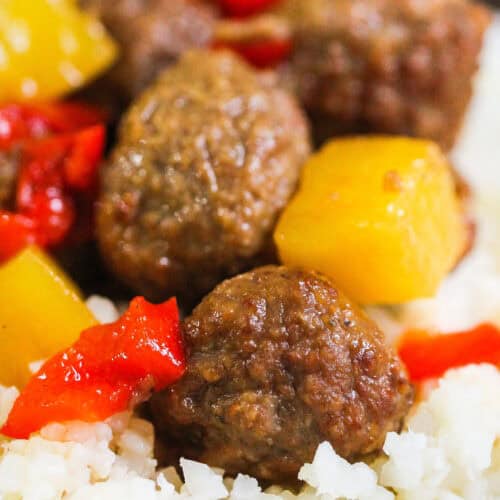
xmin=78 ymin=0 xmax=217 ymax=111
xmin=0 ymin=0 xmax=117 ymax=102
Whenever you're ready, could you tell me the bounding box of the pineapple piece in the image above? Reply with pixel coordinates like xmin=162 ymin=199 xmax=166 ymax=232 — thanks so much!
xmin=274 ymin=137 xmax=467 ymax=304
xmin=0 ymin=0 xmax=117 ymax=102
xmin=0 ymin=246 xmax=96 ymax=388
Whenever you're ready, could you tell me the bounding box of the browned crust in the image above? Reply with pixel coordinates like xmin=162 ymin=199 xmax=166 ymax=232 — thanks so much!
xmin=276 ymin=0 xmax=491 ymax=149
xmin=152 ymin=266 xmax=414 ymax=483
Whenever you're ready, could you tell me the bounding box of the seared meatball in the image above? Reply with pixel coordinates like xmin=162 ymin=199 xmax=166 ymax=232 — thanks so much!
xmin=275 ymin=0 xmax=490 ymax=149
xmin=97 ymin=51 xmax=311 ymax=306
xmin=80 ymin=0 xmax=217 ymax=103
xmin=151 ymin=266 xmax=413 ymax=482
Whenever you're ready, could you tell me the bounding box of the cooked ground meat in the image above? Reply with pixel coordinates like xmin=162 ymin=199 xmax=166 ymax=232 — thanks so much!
xmin=97 ymin=50 xmax=311 ymax=307
xmin=151 ymin=266 xmax=414 ymax=483
xmin=80 ymin=0 xmax=217 ymax=103
xmin=0 ymin=151 xmax=19 ymax=209
xmin=274 ymin=0 xmax=490 ymax=149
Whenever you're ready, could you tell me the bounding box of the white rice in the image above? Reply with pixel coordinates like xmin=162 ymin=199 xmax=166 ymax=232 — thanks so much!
xmin=379 ymin=365 xmax=500 ymax=500
xmin=1 ymin=364 xmax=500 ymax=499
xmin=1 ymin=13 xmax=499 ymax=500
xmin=85 ymin=295 xmax=120 ymax=324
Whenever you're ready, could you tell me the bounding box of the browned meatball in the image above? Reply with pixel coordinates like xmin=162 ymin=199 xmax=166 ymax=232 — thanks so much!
xmin=151 ymin=266 xmax=413 ymax=483
xmin=275 ymin=0 xmax=490 ymax=149
xmin=80 ymin=0 xmax=217 ymax=103
xmin=97 ymin=51 xmax=311 ymax=306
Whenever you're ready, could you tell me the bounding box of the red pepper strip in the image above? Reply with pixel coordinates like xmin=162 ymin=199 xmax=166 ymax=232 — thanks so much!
xmin=0 ymin=124 xmax=106 ymax=261
xmin=219 ymin=0 xmax=283 ymax=17
xmin=33 ymin=102 xmax=107 ymax=135
xmin=214 ymin=38 xmax=292 ymax=68
xmin=63 ymin=125 xmax=105 ymax=190
xmin=397 ymin=323 xmax=500 ymax=382
xmin=0 ymin=212 xmax=45 ymax=262
xmin=1 ymin=297 xmax=185 ymax=439
xmin=0 ymin=103 xmax=105 ymax=150
xmin=0 ymin=105 xmax=51 ymax=149
xmin=16 ymin=136 xmax=76 ymax=246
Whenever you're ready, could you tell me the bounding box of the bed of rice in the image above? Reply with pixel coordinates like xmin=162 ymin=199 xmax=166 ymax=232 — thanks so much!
xmin=1 ymin=362 xmax=500 ymax=500
xmin=0 ymin=14 xmax=499 ymax=500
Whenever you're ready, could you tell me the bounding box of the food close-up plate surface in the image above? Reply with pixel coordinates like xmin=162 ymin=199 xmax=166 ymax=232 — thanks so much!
xmin=0 ymin=1 xmax=500 ymax=499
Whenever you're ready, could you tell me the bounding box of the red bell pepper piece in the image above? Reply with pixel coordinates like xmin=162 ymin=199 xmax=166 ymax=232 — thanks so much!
xmin=0 ymin=105 xmax=51 ymax=149
xmin=63 ymin=125 xmax=105 ymax=190
xmin=398 ymin=323 xmax=500 ymax=382
xmin=1 ymin=297 xmax=185 ymax=439
xmin=216 ymin=38 xmax=292 ymax=68
xmin=0 ymin=123 xmax=105 ymax=261
xmin=219 ymin=0 xmax=282 ymax=17
xmin=16 ymin=136 xmax=76 ymax=246
xmin=0 ymin=102 xmax=105 ymax=150
xmin=33 ymin=102 xmax=106 ymax=135
xmin=0 ymin=212 xmax=45 ymax=262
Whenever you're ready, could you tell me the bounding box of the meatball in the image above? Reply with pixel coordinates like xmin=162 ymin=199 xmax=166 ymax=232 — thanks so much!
xmin=275 ymin=0 xmax=490 ymax=149
xmin=151 ymin=266 xmax=414 ymax=482
xmin=80 ymin=0 xmax=217 ymax=103
xmin=97 ymin=50 xmax=311 ymax=306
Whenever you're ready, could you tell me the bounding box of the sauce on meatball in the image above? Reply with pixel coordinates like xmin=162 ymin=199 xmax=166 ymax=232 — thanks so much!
xmin=151 ymin=266 xmax=414 ymax=483
xmin=97 ymin=51 xmax=311 ymax=306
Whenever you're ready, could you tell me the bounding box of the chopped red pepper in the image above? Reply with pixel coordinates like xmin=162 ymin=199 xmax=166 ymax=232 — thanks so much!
xmin=16 ymin=125 xmax=105 ymax=246
xmin=398 ymin=323 xmax=500 ymax=382
xmin=219 ymin=0 xmax=282 ymax=18
xmin=1 ymin=297 xmax=185 ymax=439
xmin=63 ymin=125 xmax=105 ymax=191
xmin=214 ymin=38 xmax=292 ymax=68
xmin=0 ymin=102 xmax=105 ymax=150
xmin=16 ymin=136 xmax=76 ymax=246
xmin=33 ymin=102 xmax=107 ymax=135
xmin=0 ymin=102 xmax=106 ymax=262
xmin=0 ymin=212 xmax=45 ymax=262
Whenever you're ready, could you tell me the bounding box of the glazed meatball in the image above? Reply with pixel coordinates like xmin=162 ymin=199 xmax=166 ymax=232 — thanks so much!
xmin=97 ymin=51 xmax=311 ymax=306
xmin=151 ymin=266 xmax=413 ymax=483
xmin=275 ymin=0 xmax=490 ymax=149
xmin=80 ymin=0 xmax=217 ymax=103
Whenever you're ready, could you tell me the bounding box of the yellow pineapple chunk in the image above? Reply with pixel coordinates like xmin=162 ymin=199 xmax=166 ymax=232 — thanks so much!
xmin=0 ymin=246 xmax=96 ymax=388
xmin=0 ymin=0 xmax=118 ymax=102
xmin=274 ymin=137 xmax=467 ymax=304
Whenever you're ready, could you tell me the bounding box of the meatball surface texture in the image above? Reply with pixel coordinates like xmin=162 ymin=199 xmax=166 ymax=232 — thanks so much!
xmin=151 ymin=266 xmax=413 ymax=482
xmin=97 ymin=51 xmax=311 ymax=305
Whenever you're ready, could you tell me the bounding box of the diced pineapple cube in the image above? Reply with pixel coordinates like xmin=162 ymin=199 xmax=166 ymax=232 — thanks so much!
xmin=274 ymin=137 xmax=467 ymax=304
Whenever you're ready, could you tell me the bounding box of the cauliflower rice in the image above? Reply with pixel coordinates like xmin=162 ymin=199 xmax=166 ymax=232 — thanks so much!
xmin=0 ymin=14 xmax=499 ymax=500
